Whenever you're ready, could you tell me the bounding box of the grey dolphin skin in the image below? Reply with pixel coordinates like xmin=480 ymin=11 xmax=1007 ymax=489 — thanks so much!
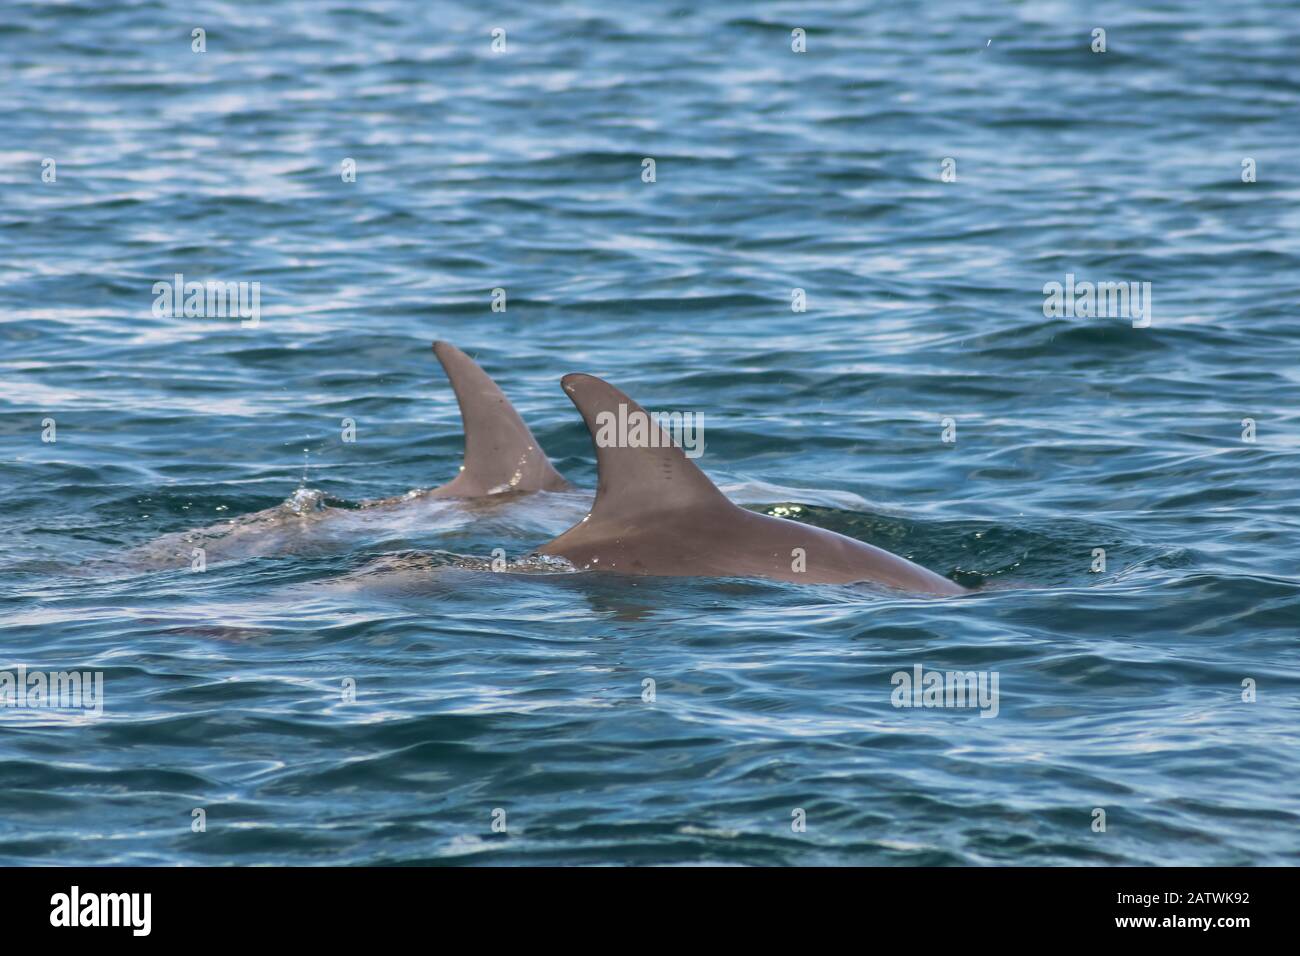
xmin=537 ymin=373 xmax=966 ymax=595
xmin=109 ymin=342 xmax=572 ymax=573
xmin=424 ymin=341 xmax=572 ymax=497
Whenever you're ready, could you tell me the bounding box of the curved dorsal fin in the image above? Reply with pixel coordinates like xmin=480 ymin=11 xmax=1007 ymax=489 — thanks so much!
xmin=556 ymin=373 xmax=730 ymax=521
xmin=431 ymin=341 xmax=570 ymax=496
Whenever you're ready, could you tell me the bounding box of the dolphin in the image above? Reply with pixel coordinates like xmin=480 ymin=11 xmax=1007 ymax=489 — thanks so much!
xmin=107 ymin=341 xmax=573 ymax=572
xmin=416 ymin=341 xmax=572 ymax=498
xmin=535 ymin=374 xmax=967 ymax=596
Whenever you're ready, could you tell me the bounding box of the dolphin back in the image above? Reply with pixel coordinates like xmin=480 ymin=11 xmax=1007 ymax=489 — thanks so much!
xmin=537 ymin=372 xmax=965 ymax=595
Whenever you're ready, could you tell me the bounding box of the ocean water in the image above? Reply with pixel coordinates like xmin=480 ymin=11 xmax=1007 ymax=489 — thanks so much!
xmin=2 ymin=0 xmax=1299 ymax=866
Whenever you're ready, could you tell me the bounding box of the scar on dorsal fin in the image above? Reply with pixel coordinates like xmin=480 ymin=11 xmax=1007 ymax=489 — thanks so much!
xmin=431 ymin=341 xmax=571 ymax=496
xmin=552 ymin=372 xmax=729 ymax=522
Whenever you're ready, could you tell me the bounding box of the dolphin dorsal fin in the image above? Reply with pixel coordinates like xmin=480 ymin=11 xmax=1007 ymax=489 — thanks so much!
xmin=558 ymin=373 xmax=729 ymax=521
xmin=432 ymin=341 xmax=570 ymax=496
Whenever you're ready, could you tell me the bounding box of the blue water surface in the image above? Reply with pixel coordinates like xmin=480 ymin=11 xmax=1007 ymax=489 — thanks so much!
xmin=2 ymin=0 xmax=1299 ymax=865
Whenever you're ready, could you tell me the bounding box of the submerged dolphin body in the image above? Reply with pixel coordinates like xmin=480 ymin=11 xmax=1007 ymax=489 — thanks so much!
xmin=536 ymin=374 xmax=966 ymax=596
xmin=111 ymin=342 xmax=573 ymax=571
